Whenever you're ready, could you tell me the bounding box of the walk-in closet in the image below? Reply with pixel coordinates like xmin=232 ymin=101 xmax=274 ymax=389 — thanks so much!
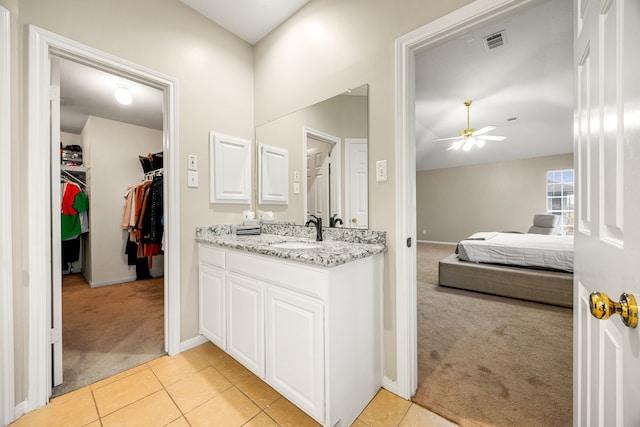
xmin=53 ymin=57 xmax=166 ymax=397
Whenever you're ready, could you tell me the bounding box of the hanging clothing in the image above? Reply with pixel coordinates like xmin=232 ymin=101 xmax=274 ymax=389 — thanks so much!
xmin=61 ymin=181 xmax=89 ymax=240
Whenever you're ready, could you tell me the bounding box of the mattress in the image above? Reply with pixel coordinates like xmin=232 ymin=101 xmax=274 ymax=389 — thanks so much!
xmin=457 ymin=232 xmax=574 ymax=272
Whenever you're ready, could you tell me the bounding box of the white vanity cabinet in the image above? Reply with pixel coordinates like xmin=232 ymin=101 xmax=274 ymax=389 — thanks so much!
xmin=198 ymin=245 xmax=226 ymax=348
xmin=198 ymin=242 xmax=383 ymax=427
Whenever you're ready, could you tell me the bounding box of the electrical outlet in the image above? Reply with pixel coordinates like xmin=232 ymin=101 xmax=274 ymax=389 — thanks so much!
xmin=187 ymin=154 xmax=198 ymax=171
xmin=376 ymin=160 xmax=388 ymax=182
xmin=423 ymin=229 xmax=427 ymax=235
xmin=294 ymin=171 xmax=300 ymax=182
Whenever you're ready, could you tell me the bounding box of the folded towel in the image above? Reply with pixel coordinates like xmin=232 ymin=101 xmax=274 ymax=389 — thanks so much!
xmin=236 ymin=225 xmax=261 ymax=236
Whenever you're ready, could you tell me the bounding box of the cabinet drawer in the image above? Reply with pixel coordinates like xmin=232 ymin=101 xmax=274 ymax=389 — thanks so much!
xmin=199 ymin=243 xmax=226 ymax=269
xmin=227 ymin=251 xmax=328 ymax=300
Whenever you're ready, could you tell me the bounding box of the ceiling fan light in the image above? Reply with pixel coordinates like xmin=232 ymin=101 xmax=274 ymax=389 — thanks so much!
xmin=476 ymin=139 xmax=486 ymax=148
xmin=463 ymin=138 xmax=475 ymax=151
xmin=451 ymin=140 xmax=464 ymax=150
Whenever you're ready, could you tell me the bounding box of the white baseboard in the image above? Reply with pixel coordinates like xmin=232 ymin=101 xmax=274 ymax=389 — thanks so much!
xmin=381 ymin=376 xmax=398 ymax=395
xmin=416 ymin=239 xmax=457 ymax=245
xmin=180 ymin=335 xmax=208 ymax=352
xmin=13 ymin=399 xmax=27 ymax=422
xmin=88 ymin=276 xmax=137 ymax=288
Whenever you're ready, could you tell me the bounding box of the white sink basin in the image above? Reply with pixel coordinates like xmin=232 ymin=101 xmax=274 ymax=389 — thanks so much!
xmin=271 ymin=241 xmax=322 ymax=250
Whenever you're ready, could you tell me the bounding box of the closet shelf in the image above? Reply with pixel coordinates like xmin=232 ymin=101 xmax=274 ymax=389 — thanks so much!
xmin=61 ymin=164 xmax=89 ymax=172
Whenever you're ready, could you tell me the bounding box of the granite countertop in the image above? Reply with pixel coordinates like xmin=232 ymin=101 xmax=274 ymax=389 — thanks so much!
xmin=195 ymin=224 xmax=386 ymax=268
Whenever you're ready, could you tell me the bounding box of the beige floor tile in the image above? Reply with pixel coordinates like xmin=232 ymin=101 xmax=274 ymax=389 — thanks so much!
xmin=90 ymin=363 xmax=149 ymax=390
xmin=236 ymin=375 xmax=281 ymax=409
xmin=244 ymin=412 xmax=280 ymax=427
xmin=185 ymin=386 xmax=261 ymax=427
xmin=351 ymin=420 xmax=368 ymax=427
xmin=214 ymin=355 xmax=254 ymax=384
xmin=264 ymin=397 xmax=321 ymax=427
xmin=83 ymin=421 xmax=102 ymax=427
xmin=92 ymin=367 xmax=163 ymax=416
xmin=357 ymin=389 xmax=412 ymax=427
xmin=165 ymin=416 xmax=191 ymax=427
xmin=149 ymin=348 xmax=210 ymax=386
xmin=166 ymin=366 xmax=233 ymax=413
xmin=193 ymin=341 xmax=232 ymax=366
xmin=101 ymin=390 xmax=182 ymax=427
xmin=9 ymin=387 xmax=98 ymax=427
xmin=399 ymin=404 xmax=460 ymax=427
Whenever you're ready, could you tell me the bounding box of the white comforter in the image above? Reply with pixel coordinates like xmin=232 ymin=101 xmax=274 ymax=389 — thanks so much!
xmin=457 ymin=232 xmax=574 ymax=272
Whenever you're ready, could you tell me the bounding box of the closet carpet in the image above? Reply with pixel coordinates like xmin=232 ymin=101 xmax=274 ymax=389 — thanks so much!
xmin=412 ymin=243 xmax=573 ymax=427
xmin=52 ymin=274 xmax=165 ymax=398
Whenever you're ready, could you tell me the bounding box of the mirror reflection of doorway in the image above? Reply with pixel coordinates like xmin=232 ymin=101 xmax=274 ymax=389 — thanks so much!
xmin=306 ymin=135 xmax=332 ymax=222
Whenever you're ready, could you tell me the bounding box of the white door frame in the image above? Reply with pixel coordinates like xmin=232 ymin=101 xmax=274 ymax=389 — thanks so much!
xmin=0 ymin=5 xmax=15 ymax=425
xmin=27 ymin=25 xmax=181 ymax=410
xmin=302 ymin=127 xmax=342 ymax=222
xmin=393 ymin=0 xmax=535 ymax=399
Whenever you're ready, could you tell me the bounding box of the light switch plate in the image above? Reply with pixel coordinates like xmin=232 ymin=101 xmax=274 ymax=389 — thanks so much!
xmin=376 ymin=160 xmax=388 ymax=182
xmin=293 ymin=182 xmax=300 ymax=194
xmin=187 ymin=170 xmax=198 ymax=188
xmin=294 ymin=171 xmax=300 ymax=182
xmin=187 ymin=154 xmax=198 ymax=171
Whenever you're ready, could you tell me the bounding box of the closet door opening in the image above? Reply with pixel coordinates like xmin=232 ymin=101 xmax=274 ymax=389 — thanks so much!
xmin=52 ymin=56 xmax=167 ymax=397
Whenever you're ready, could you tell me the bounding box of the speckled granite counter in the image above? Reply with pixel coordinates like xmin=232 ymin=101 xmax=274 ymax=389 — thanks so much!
xmin=195 ymin=224 xmax=386 ymax=267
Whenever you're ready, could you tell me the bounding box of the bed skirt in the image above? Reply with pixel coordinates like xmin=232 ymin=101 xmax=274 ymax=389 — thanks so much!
xmin=438 ymin=254 xmax=573 ymax=308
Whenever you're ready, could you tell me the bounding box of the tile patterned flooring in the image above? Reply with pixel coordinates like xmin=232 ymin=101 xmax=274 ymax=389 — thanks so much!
xmin=10 ymin=342 xmax=458 ymax=427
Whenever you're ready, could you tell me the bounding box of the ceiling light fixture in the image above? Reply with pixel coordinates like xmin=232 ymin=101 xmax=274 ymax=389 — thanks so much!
xmin=435 ymin=100 xmax=507 ymax=151
xmin=114 ymin=86 xmax=133 ymax=105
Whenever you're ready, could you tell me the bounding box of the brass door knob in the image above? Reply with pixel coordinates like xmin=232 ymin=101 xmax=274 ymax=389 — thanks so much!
xmin=351 ymin=218 xmax=357 ymax=223
xmin=589 ymin=292 xmax=638 ymax=328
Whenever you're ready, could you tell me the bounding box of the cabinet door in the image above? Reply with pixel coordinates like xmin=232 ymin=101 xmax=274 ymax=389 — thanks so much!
xmin=266 ymin=286 xmax=324 ymax=423
xmin=199 ymin=264 xmax=225 ymax=348
xmin=227 ymin=273 xmax=265 ymax=378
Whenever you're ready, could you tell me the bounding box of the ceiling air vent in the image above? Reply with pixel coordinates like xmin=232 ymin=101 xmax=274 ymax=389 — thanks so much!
xmin=483 ymin=30 xmax=506 ymax=51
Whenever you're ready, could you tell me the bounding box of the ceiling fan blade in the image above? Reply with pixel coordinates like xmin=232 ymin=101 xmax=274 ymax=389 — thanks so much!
xmin=476 ymin=135 xmax=506 ymax=141
xmin=433 ymin=136 xmax=464 ymax=142
xmin=472 ymin=126 xmax=496 ymax=136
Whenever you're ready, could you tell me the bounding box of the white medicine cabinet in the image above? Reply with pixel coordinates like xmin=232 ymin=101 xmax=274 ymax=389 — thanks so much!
xmin=209 ymin=131 xmax=251 ymax=204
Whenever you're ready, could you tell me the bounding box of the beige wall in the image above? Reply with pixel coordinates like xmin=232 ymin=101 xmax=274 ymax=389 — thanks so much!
xmin=254 ymin=0 xmax=473 ymax=382
xmin=81 ymin=117 xmax=163 ymax=286
xmin=416 ymin=154 xmax=574 ymax=243
xmin=5 ymin=0 xmax=254 ymax=403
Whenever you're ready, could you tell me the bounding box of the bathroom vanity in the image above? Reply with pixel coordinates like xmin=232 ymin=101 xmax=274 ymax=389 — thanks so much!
xmin=196 ymin=225 xmax=385 ymax=427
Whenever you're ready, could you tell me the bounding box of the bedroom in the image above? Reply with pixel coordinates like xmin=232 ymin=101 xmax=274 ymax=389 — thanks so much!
xmin=412 ymin=0 xmax=574 ymax=425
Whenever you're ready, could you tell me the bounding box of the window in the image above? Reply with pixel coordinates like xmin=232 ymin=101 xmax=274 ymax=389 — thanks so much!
xmin=546 ymin=169 xmax=574 ymax=235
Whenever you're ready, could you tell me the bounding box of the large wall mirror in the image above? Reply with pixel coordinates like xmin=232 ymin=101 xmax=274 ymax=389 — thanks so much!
xmin=255 ymin=84 xmax=369 ymax=228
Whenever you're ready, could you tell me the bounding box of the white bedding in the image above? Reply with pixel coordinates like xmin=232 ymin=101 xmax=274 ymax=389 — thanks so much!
xmin=457 ymin=232 xmax=574 ymax=272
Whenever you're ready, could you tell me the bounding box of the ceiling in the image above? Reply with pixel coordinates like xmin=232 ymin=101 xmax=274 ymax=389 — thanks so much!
xmin=179 ymin=0 xmax=310 ymax=45
xmin=415 ymin=0 xmax=573 ymax=171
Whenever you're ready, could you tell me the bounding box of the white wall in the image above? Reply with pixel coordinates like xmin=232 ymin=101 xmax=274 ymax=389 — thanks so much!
xmin=5 ymin=0 xmax=254 ymax=404
xmin=416 ymin=154 xmax=574 ymax=242
xmin=254 ymin=0 xmax=473 ymax=384
xmin=81 ymin=116 xmax=163 ymax=286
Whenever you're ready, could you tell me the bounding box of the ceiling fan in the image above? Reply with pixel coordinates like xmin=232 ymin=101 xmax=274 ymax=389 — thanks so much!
xmin=433 ymin=100 xmax=506 ymax=151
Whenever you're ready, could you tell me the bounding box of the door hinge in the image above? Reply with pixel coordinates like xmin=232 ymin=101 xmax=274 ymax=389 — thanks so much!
xmin=406 ymin=237 xmax=412 ymax=248
xmin=50 ymin=85 xmax=60 ymax=102
xmin=50 ymin=328 xmax=61 ymax=344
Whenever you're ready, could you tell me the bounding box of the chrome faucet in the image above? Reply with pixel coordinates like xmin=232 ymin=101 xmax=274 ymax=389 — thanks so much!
xmin=329 ymin=214 xmax=343 ymax=228
xmin=305 ymin=214 xmax=323 ymax=241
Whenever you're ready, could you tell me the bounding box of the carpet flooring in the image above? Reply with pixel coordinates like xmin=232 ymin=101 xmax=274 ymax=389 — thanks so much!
xmin=52 ymin=274 xmax=165 ymax=397
xmin=412 ymin=243 xmax=573 ymax=427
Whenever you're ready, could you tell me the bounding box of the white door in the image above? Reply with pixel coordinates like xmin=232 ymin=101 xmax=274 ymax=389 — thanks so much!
xmin=266 ymin=286 xmax=324 ymax=423
xmin=50 ymin=55 xmax=63 ymax=388
xmin=306 ymin=136 xmax=331 ymax=221
xmin=574 ymin=0 xmax=640 ymax=425
xmin=226 ymin=273 xmax=265 ymax=378
xmin=199 ymin=264 xmax=226 ymax=348
xmin=346 ymin=138 xmax=368 ymax=228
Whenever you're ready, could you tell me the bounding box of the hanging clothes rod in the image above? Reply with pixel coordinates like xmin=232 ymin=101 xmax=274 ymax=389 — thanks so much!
xmin=61 ymin=169 xmax=87 ymax=188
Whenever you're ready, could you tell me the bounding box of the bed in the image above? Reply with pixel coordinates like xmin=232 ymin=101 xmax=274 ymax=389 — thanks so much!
xmin=438 ymin=232 xmax=574 ymax=308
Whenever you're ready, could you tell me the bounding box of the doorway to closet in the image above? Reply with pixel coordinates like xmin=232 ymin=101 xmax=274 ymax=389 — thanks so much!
xmin=27 ymin=25 xmax=181 ymax=409
xmin=52 ymin=56 xmax=167 ymax=397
